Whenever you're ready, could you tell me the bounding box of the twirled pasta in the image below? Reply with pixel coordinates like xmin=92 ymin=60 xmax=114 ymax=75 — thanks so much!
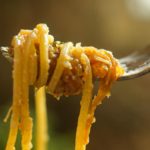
xmin=5 ymin=24 xmax=124 ymax=150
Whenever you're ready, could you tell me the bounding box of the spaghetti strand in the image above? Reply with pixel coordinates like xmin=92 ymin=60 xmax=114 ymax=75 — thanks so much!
xmin=35 ymin=87 xmax=48 ymax=150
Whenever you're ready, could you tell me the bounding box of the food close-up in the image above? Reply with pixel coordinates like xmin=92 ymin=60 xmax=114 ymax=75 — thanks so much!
xmin=0 ymin=0 xmax=150 ymax=150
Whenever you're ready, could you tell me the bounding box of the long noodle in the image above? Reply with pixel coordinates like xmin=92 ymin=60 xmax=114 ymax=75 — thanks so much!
xmin=47 ymin=42 xmax=73 ymax=95
xmin=35 ymin=24 xmax=50 ymax=87
xmin=35 ymin=87 xmax=48 ymax=150
xmin=6 ymin=36 xmax=23 ymax=150
xmin=5 ymin=24 xmax=124 ymax=150
xmin=75 ymin=53 xmax=93 ymax=150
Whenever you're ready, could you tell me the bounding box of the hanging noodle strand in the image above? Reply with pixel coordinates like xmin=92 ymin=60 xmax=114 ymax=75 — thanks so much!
xmin=35 ymin=87 xmax=48 ymax=150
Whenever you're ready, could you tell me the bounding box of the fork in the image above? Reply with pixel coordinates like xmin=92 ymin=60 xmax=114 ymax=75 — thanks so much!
xmin=0 ymin=46 xmax=150 ymax=81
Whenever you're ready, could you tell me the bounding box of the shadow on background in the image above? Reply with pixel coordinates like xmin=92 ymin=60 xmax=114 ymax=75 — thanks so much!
xmin=0 ymin=0 xmax=150 ymax=150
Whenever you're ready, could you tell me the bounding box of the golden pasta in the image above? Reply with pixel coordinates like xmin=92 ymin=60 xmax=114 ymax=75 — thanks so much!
xmin=4 ymin=24 xmax=124 ymax=150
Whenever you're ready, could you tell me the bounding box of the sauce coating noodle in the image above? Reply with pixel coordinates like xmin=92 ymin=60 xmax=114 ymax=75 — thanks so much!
xmin=5 ymin=24 xmax=124 ymax=150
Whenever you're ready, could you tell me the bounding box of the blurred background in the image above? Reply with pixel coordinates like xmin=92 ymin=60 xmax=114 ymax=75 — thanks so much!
xmin=0 ymin=0 xmax=150 ymax=149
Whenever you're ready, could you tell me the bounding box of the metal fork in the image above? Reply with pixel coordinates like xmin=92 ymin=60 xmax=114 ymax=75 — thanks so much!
xmin=118 ymin=46 xmax=150 ymax=81
xmin=0 ymin=46 xmax=150 ymax=81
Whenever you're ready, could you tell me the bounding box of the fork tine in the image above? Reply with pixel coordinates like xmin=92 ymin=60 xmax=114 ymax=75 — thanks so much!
xmin=118 ymin=60 xmax=150 ymax=81
xmin=118 ymin=46 xmax=150 ymax=80
xmin=0 ymin=47 xmax=13 ymax=62
xmin=119 ymin=46 xmax=150 ymax=66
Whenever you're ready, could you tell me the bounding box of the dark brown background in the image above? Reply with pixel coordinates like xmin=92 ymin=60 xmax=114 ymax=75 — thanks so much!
xmin=0 ymin=0 xmax=150 ymax=150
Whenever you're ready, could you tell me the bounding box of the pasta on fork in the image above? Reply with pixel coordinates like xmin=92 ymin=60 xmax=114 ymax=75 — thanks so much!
xmin=4 ymin=24 xmax=124 ymax=150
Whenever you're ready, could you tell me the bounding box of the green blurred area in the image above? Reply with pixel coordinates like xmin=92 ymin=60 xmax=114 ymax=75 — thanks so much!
xmin=0 ymin=0 xmax=150 ymax=150
xmin=0 ymin=103 xmax=74 ymax=150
